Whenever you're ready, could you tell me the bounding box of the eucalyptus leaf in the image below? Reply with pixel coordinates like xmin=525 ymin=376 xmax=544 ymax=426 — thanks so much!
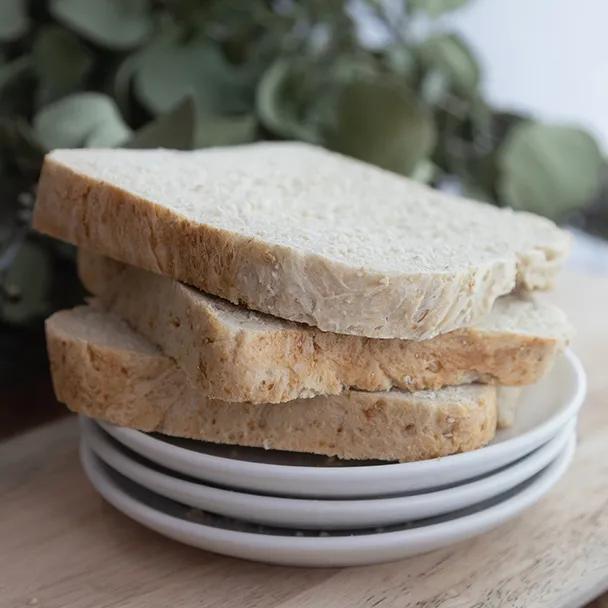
xmin=0 ymin=56 xmax=32 ymax=95
xmin=408 ymin=0 xmax=471 ymax=17
xmin=420 ymin=70 xmax=449 ymax=105
xmin=463 ymin=183 xmax=493 ymax=204
xmin=113 ymin=52 xmax=142 ymax=121
xmin=462 ymin=150 xmax=497 ymax=200
xmin=0 ymin=0 xmax=30 ymax=42
xmin=304 ymin=57 xmax=380 ymax=141
xmin=469 ymin=96 xmax=493 ymax=144
xmin=0 ymin=56 xmax=34 ymax=115
xmin=86 ymin=119 xmax=133 ymax=148
xmin=256 ymin=56 xmax=368 ymax=144
xmin=498 ymin=122 xmax=604 ymax=220
xmin=256 ymin=59 xmax=320 ymax=142
xmin=135 ymin=34 xmax=253 ymax=116
xmin=385 ymin=46 xmax=417 ymax=80
xmin=490 ymin=110 xmax=529 ymax=144
xmin=410 ymin=159 xmax=437 ymax=184
xmin=2 ymin=240 xmax=52 ymax=325
xmin=125 ymin=95 xmax=197 ymax=150
xmin=196 ymin=114 xmax=257 ymax=148
xmin=332 ymin=55 xmax=382 ymax=82
xmin=418 ymin=34 xmax=480 ymax=96
xmin=50 ymin=0 xmax=153 ymax=51
xmin=327 ymin=79 xmax=437 ymax=177
xmin=32 ymin=26 xmax=94 ymax=107
xmin=33 ymin=92 xmax=132 ymax=149
xmin=0 ymin=118 xmax=46 ymax=176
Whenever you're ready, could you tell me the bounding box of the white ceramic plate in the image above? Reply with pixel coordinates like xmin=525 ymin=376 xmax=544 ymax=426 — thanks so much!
xmin=80 ymin=435 xmax=575 ymax=567
xmin=82 ymin=416 xmax=576 ymax=530
xmin=97 ymin=350 xmax=586 ymax=498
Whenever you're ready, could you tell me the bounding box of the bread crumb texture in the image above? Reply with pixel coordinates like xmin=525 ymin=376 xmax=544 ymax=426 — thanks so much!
xmin=34 ymin=142 xmax=571 ymax=338
xmin=46 ymin=306 xmax=498 ymax=461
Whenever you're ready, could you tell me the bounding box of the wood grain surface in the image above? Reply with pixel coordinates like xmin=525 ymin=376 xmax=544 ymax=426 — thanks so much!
xmin=0 ymin=270 xmax=607 ymax=608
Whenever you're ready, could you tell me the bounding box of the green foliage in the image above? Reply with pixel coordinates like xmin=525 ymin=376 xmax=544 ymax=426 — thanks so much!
xmin=0 ymin=56 xmax=34 ymax=115
xmin=32 ymin=26 xmax=94 ymax=107
xmin=50 ymin=0 xmax=153 ymax=51
xmin=1 ymin=240 xmax=51 ymax=325
xmin=133 ymin=31 xmax=254 ymax=116
xmin=408 ymin=0 xmax=472 ymax=17
xmin=257 ymin=58 xmax=326 ymax=143
xmin=417 ymin=34 xmax=480 ymax=96
xmin=0 ymin=0 xmax=604 ymax=327
xmin=33 ymin=92 xmax=131 ymax=149
xmin=125 ymin=96 xmax=197 ymax=150
xmin=327 ymin=79 xmax=436 ymax=177
xmin=498 ymin=123 xmax=604 ymax=221
xmin=195 ymin=114 xmax=257 ymax=148
xmin=0 ymin=0 xmax=30 ymax=43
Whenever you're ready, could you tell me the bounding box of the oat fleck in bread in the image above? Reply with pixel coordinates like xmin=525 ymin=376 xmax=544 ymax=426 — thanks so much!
xmin=45 ymin=306 xmax=498 ymax=462
xmin=34 ymin=143 xmax=571 ymax=339
xmin=78 ymin=250 xmax=573 ymax=403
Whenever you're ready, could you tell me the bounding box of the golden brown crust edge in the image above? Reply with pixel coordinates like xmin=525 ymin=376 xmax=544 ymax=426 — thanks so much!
xmin=78 ymin=250 xmax=566 ymax=404
xmin=45 ymin=310 xmax=497 ymax=462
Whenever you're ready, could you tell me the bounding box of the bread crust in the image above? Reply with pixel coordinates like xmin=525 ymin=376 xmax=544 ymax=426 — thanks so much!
xmin=45 ymin=307 xmax=497 ymax=462
xmin=34 ymin=145 xmax=571 ymax=339
xmin=78 ymin=251 xmax=571 ymax=403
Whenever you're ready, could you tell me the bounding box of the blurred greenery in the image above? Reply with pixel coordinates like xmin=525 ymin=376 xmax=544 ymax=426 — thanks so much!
xmin=0 ymin=0 xmax=605 ymax=330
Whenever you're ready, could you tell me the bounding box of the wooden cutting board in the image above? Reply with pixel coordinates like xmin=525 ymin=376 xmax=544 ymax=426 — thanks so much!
xmin=0 ymin=270 xmax=607 ymax=608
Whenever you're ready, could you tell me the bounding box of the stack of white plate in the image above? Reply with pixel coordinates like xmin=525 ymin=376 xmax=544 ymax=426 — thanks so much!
xmin=79 ymin=350 xmax=586 ymax=567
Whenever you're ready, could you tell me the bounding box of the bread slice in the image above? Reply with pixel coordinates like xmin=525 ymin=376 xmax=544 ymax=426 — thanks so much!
xmin=34 ymin=143 xmax=570 ymax=340
xmin=496 ymin=387 xmax=523 ymax=429
xmin=45 ymin=306 xmax=498 ymax=462
xmin=78 ymin=250 xmax=573 ymax=404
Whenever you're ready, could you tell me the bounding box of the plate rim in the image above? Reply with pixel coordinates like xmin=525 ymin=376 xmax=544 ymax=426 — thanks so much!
xmin=82 ymin=416 xmax=576 ymax=529
xmin=79 ymin=434 xmax=575 ymax=553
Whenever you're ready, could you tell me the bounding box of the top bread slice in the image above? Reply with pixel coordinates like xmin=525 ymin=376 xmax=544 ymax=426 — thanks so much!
xmin=45 ymin=305 xmax=498 ymax=461
xmin=79 ymin=250 xmax=573 ymax=404
xmin=34 ymin=143 xmax=570 ymax=339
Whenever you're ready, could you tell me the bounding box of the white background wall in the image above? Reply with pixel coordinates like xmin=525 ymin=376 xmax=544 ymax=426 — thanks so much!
xmin=448 ymin=0 xmax=608 ymax=151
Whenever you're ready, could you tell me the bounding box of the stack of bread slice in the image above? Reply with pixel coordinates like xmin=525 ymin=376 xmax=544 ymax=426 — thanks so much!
xmin=35 ymin=142 xmax=574 ymax=462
